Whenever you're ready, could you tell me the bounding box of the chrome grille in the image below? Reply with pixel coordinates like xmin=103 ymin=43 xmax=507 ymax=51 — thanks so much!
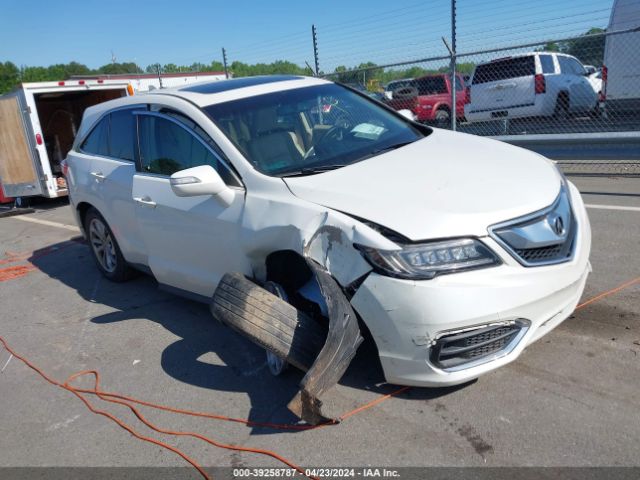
xmin=430 ymin=322 xmax=528 ymax=370
xmin=489 ymin=185 xmax=576 ymax=266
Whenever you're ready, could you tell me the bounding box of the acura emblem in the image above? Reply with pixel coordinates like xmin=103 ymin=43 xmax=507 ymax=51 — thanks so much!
xmin=553 ymin=216 xmax=565 ymax=236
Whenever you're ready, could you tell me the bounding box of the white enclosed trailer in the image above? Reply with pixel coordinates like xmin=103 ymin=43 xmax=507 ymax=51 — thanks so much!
xmin=0 ymin=79 xmax=130 ymax=199
xmin=603 ymin=0 xmax=640 ymax=115
xmin=72 ymin=71 xmax=228 ymax=93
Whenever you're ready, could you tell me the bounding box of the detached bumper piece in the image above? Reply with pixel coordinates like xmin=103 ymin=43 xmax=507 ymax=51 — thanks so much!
xmin=210 ymin=265 xmax=363 ymax=425
xmin=430 ymin=321 xmax=528 ymax=371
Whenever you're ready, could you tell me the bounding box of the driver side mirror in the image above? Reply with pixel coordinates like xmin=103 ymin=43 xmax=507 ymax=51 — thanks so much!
xmin=170 ymin=165 xmax=234 ymax=207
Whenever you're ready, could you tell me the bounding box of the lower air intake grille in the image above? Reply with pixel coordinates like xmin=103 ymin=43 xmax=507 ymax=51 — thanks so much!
xmin=514 ymin=244 xmax=565 ymax=263
xmin=430 ymin=322 xmax=526 ymax=370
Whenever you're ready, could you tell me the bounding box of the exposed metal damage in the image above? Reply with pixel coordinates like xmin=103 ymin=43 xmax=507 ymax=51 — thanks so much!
xmin=211 ymin=220 xmax=370 ymax=425
xmin=287 ymin=259 xmax=363 ymax=424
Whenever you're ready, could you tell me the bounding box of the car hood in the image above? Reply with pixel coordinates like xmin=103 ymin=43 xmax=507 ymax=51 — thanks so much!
xmin=284 ymin=129 xmax=561 ymax=241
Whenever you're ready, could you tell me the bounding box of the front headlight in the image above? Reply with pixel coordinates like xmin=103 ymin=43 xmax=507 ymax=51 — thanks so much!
xmin=358 ymin=238 xmax=501 ymax=280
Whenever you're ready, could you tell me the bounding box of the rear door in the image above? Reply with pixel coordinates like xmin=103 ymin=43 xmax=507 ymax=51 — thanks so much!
xmin=470 ymin=56 xmax=536 ymax=112
xmin=0 ymin=93 xmax=44 ymax=197
xmin=131 ymin=110 xmax=248 ymax=298
xmin=88 ymin=107 xmax=146 ymax=264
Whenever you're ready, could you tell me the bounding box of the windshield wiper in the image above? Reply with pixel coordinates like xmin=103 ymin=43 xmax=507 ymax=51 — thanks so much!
xmin=279 ymin=141 xmax=415 ymax=177
xmin=367 ymin=140 xmax=415 ymax=157
xmin=350 ymin=140 xmax=416 ymax=163
xmin=279 ymin=164 xmax=348 ymax=177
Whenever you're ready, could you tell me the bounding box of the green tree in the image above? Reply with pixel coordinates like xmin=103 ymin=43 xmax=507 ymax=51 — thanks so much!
xmin=21 ymin=66 xmax=49 ymax=82
xmin=0 ymin=61 xmax=20 ymax=93
xmin=162 ymin=63 xmax=181 ymax=73
xmin=537 ymin=41 xmax=562 ymax=52
xmin=97 ymin=62 xmax=143 ymax=75
xmin=566 ymin=28 xmax=605 ymax=66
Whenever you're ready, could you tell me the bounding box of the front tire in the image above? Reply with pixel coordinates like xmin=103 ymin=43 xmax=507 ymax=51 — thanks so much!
xmin=263 ymin=281 xmax=290 ymax=376
xmin=85 ymin=208 xmax=133 ymax=282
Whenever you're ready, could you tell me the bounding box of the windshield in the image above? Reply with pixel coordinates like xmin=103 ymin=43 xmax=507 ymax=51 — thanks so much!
xmin=203 ymin=83 xmax=425 ymax=176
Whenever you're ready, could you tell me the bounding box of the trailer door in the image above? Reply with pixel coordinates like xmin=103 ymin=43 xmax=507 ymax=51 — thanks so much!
xmin=0 ymin=94 xmax=44 ymax=197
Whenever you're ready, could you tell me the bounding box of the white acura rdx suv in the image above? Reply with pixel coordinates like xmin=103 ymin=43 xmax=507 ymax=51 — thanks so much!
xmin=65 ymin=75 xmax=591 ymax=421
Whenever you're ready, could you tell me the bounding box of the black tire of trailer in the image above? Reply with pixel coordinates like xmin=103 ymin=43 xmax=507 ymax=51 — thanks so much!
xmin=210 ymin=273 xmax=327 ymax=372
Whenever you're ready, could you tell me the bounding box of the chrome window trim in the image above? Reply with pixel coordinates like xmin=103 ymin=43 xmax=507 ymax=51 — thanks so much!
xmin=488 ymin=184 xmax=577 ymax=267
xmin=133 ymin=110 xmax=244 ymax=188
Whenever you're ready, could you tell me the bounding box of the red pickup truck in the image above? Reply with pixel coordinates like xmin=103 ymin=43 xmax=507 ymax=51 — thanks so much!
xmin=385 ymin=73 xmax=467 ymax=126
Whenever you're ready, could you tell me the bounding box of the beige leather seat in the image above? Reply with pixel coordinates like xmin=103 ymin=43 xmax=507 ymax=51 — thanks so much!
xmin=248 ymin=108 xmax=304 ymax=171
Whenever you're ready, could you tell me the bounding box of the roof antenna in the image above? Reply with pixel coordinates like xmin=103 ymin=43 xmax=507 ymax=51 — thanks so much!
xmin=156 ymin=63 xmax=164 ymax=89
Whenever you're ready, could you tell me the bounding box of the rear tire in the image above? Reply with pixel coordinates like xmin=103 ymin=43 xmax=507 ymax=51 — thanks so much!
xmin=434 ymin=108 xmax=451 ymax=128
xmin=553 ymin=94 xmax=570 ymax=120
xmin=84 ymin=208 xmax=134 ymax=282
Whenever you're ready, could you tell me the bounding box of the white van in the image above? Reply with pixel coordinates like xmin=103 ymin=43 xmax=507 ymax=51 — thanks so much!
xmin=0 ymin=79 xmax=130 ymax=199
xmin=602 ymin=0 xmax=640 ymax=115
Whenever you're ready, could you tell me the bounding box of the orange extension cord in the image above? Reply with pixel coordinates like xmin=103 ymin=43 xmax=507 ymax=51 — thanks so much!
xmin=0 ymin=335 xmax=408 ymax=480
xmin=0 ymin=276 xmax=637 ymax=479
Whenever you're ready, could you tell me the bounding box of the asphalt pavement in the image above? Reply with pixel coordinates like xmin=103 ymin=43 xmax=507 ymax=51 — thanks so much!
xmin=0 ymin=176 xmax=638 ymax=477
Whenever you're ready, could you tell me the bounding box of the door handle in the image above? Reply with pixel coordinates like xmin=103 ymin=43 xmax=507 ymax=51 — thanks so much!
xmin=90 ymin=171 xmax=106 ymax=181
xmin=133 ymin=196 xmax=157 ymax=208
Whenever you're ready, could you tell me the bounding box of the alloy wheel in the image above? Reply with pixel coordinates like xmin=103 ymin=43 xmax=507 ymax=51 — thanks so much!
xmin=89 ymin=218 xmax=117 ymax=273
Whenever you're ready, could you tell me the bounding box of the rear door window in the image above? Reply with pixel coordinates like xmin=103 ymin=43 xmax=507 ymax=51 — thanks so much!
xmin=81 ymin=116 xmax=110 ymax=156
xmin=472 ymin=56 xmax=535 ymax=84
xmin=539 ymin=55 xmax=555 ymax=74
xmin=109 ymin=109 xmax=136 ymax=161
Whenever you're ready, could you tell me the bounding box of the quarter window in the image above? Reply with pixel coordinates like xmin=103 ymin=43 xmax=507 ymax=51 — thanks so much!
xmin=539 ymin=55 xmax=555 ymax=74
xmin=109 ymin=109 xmax=136 ymax=161
xmin=81 ymin=116 xmax=110 ymax=156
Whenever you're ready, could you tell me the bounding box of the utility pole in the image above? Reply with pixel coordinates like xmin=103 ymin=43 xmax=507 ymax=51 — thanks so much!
xmin=312 ymin=24 xmax=320 ymax=76
xmin=450 ymin=0 xmax=457 ymax=131
xmin=222 ymin=48 xmax=229 ymax=79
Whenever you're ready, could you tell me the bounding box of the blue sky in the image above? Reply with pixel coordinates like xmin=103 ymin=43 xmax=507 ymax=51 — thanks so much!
xmin=0 ymin=0 xmax=614 ymax=71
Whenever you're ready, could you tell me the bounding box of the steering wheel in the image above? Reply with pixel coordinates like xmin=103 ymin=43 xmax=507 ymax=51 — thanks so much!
xmin=311 ymin=124 xmax=351 ymax=157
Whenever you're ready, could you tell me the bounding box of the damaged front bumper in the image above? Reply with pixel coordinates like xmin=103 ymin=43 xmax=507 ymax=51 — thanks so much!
xmin=349 ymin=190 xmax=591 ymax=387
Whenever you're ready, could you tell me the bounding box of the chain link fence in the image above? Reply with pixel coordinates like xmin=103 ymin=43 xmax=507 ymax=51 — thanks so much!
xmin=308 ymin=0 xmax=640 ymax=176
xmin=158 ymin=0 xmax=639 ymax=176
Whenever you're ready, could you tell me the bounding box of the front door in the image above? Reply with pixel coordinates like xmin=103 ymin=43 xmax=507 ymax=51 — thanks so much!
xmin=131 ymin=111 xmax=249 ymax=298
